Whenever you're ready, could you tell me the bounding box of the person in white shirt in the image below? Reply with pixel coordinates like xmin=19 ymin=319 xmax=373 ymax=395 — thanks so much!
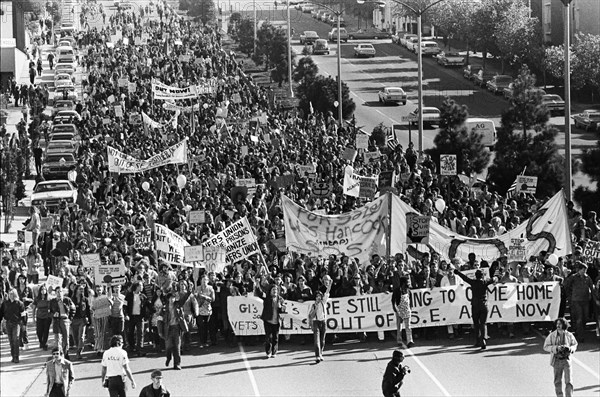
xmin=543 ymin=317 xmax=578 ymax=397
xmin=101 ymin=335 xmax=136 ymax=397
xmin=308 ymin=277 xmax=332 ymax=363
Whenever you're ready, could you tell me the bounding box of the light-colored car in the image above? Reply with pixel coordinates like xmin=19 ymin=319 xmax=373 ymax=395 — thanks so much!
xmin=400 ymin=34 xmax=417 ymax=47
xmin=572 ymin=110 xmax=600 ymax=131
xmin=52 ymin=100 xmax=75 ymax=116
xmin=312 ymin=39 xmax=330 ymax=55
xmin=354 ymin=43 xmax=376 ymax=58
xmin=51 ymin=124 xmax=79 ymax=135
xmin=54 ymin=72 xmax=74 ymax=85
xmin=417 ymin=41 xmax=441 ymax=56
xmin=486 ymin=75 xmax=513 ymax=94
xmin=52 ymin=86 xmax=77 ymax=105
xmin=47 ymin=140 xmax=77 ymax=154
xmin=410 ymin=107 xmax=441 ymax=127
xmin=436 ymin=51 xmax=465 ymax=67
xmin=405 ymin=37 xmax=419 ymax=52
xmin=328 ymin=28 xmax=348 ymax=42
xmin=300 ymin=31 xmax=319 ymax=45
xmin=31 ymin=180 xmax=78 ymax=207
xmin=56 ymin=57 xmax=77 ymax=72
xmin=301 ymin=4 xmax=315 ymax=12
xmin=55 ymin=64 xmax=75 ymax=77
xmin=53 ymin=110 xmax=81 ymax=123
xmin=541 ymin=94 xmax=565 ymax=115
xmin=378 ymin=87 xmax=407 ymax=105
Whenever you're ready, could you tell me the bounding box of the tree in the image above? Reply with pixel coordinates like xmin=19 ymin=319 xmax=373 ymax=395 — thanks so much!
xmin=425 ymin=98 xmax=490 ymax=176
xmin=574 ymin=141 xmax=600 ymax=214
xmin=237 ymin=18 xmax=255 ymax=56
xmin=543 ymin=33 xmax=600 ymax=96
xmin=293 ymin=57 xmax=318 ymax=83
xmin=371 ymin=123 xmax=388 ymax=147
xmin=269 ymin=29 xmax=295 ymax=87
xmin=488 ymin=67 xmax=564 ymax=196
xmin=185 ymin=0 xmax=216 ymax=25
xmin=253 ymin=22 xmax=276 ymax=67
xmin=470 ymin=0 xmax=513 ymax=69
xmin=297 ymin=75 xmax=355 ymax=120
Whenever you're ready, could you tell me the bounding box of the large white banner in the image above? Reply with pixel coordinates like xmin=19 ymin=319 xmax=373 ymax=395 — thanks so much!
xmin=108 ymin=139 xmax=188 ymax=173
xmin=390 ymin=190 xmax=572 ymax=262
xmin=203 ymin=217 xmax=260 ymax=263
xmin=227 ymin=282 xmax=560 ymax=335
xmin=152 ymin=81 xmax=198 ymax=100
xmin=281 ymin=194 xmax=388 ymax=265
xmin=155 ymin=224 xmax=191 ymax=267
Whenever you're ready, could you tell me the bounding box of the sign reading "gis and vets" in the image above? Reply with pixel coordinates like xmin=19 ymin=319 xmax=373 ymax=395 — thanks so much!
xmin=203 ymin=217 xmax=260 ymax=263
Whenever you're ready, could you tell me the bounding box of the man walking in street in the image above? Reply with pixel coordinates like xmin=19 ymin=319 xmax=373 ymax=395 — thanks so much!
xmin=564 ymin=261 xmax=593 ymax=342
xmin=49 ymin=287 xmax=76 ymax=359
xmin=101 ymin=335 xmax=136 ymax=397
xmin=0 ymin=289 xmax=25 ymax=363
xmin=45 ymin=347 xmax=74 ymax=397
xmin=382 ymin=349 xmax=410 ymax=397
xmin=138 ymin=370 xmax=170 ymax=397
xmin=543 ymin=317 xmax=578 ymax=397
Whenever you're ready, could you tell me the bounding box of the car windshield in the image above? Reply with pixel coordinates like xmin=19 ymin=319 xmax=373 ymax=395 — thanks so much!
xmin=45 ymin=155 xmax=75 ymax=163
xmin=423 ymin=43 xmax=437 ymax=47
xmin=51 ymin=134 xmax=74 ymax=140
xmin=543 ymin=95 xmax=562 ymax=101
xmin=305 ymin=31 xmax=317 ymax=37
xmin=588 ymin=113 xmax=600 ymax=119
xmin=387 ymin=89 xmax=403 ymax=93
xmin=446 ymin=53 xmax=461 ymax=57
xmin=35 ymin=182 xmax=71 ymax=193
xmin=496 ymin=77 xmax=512 ymax=83
xmin=57 ymin=58 xmax=72 ymax=64
xmin=423 ymin=109 xmax=439 ymax=114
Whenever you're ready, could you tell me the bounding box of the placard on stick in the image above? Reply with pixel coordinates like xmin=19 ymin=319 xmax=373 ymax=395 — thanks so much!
xmin=406 ymin=214 xmax=430 ymax=244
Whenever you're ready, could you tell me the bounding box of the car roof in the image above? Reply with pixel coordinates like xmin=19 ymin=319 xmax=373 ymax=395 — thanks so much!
xmin=385 ymin=87 xmax=404 ymax=90
xmin=315 ymin=39 xmax=327 ymax=43
xmin=37 ymin=179 xmax=72 ymax=185
xmin=421 ymin=41 xmax=438 ymax=45
xmin=304 ymin=31 xmax=317 ymax=35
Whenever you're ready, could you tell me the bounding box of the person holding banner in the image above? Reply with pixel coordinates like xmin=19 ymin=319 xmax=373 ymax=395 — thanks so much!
xmin=257 ymin=284 xmax=287 ymax=358
xmin=91 ymin=285 xmax=111 ymax=357
xmin=543 ymin=317 xmax=578 ymax=397
xmin=454 ymin=268 xmax=498 ymax=350
xmin=307 ymin=278 xmax=332 ymax=363
xmin=392 ymin=277 xmax=414 ymax=348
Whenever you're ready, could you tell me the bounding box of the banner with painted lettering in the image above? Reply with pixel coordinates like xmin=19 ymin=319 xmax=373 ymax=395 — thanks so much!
xmin=134 ymin=229 xmax=152 ymax=250
xmin=152 ymin=81 xmax=198 ymax=100
xmin=281 ymin=194 xmax=388 ymax=265
xmin=184 ymin=245 xmax=227 ymax=272
xmin=202 ymin=217 xmax=260 ymax=263
xmin=107 ymin=139 xmax=188 ymax=173
xmin=390 ymin=190 xmax=572 ymax=262
xmin=155 ymin=224 xmax=191 ymax=267
xmin=582 ymin=240 xmax=600 ymax=259
xmin=227 ymin=282 xmax=560 ymax=335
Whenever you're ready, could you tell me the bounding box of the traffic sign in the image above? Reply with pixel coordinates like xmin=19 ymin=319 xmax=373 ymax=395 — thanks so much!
xmin=401 ymin=115 xmax=418 ymax=122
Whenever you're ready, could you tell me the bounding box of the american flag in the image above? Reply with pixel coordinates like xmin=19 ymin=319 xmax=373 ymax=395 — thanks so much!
xmin=506 ymin=167 xmax=527 ymax=197
xmin=386 ymin=135 xmax=399 ymax=151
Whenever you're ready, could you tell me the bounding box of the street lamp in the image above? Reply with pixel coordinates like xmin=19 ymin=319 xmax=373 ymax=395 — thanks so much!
xmin=559 ymin=0 xmax=572 ymax=199
xmin=358 ymin=0 xmax=446 ymax=154
xmin=287 ymin=0 xmax=294 ymax=97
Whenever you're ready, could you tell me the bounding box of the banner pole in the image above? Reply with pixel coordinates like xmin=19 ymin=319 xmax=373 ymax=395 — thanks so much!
xmin=386 ymin=191 xmax=392 ymax=263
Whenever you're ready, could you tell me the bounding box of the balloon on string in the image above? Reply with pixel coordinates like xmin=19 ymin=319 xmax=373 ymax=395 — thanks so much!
xmin=435 ymin=198 xmax=446 ymax=213
xmin=203 ymin=103 xmax=209 ymax=109
xmin=547 ymin=253 xmax=558 ymax=266
xmin=141 ymin=181 xmax=150 ymax=191
xmin=176 ymin=174 xmax=187 ymax=189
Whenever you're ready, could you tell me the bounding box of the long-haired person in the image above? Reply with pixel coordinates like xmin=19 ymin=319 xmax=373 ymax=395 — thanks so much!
xmin=257 ymin=284 xmax=286 ymax=358
xmin=25 ymin=244 xmax=42 ymax=284
xmin=71 ymin=283 xmax=91 ymax=359
xmin=33 ymin=283 xmax=52 ymax=350
xmin=91 ymin=284 xmax=111 ymax=357
xmin=16 ymin=274 xmax=33 ymax=349
xmin=0 ymin=288 xmax=25 ymax=363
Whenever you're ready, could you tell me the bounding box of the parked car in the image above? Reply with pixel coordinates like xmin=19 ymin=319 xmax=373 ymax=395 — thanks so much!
xmin=572 ymin=110 xmax=600 ymax=131
xmin=54 ymin=72 xmax=75 ymax=85
xmin=52 ymin=100 xmax=75 ymax=116
xmin=436 ymin=51 xmax=465 ymax=67
xmin=465 ymin=118 xmax=496 ymax=147
xmin=55 ymin=64 xmax=75 ymax=77
xmin=348 ymin=30 xmax=391 ymax=40
xmin=31 ymin=180 xmax=78 ymax=208
xmin=409 ymin=107 xmax=441 ymax=127
xmin=53 ymin=110 xmax=81 ymax=123
xmin=418 ymin=40 xmax=441 ymax=56
xmin=463 ymin=65 xmax=482 ymax=81
xmin=47 ymin=140 xmax=77 ymax=155
xmin=301 ymin=4 xmax=315 ymax=13
xmin=328 ymin=28 xmax=348 ymax=42
xmin=42 ymin=152 xmax=77 ymax=179
xmin=56 ymin=57 xmax=76 ymax=72
xmin=405 ymin=37 xmax=419 ymax=52
xmin=541 ymin=94 xmax=565 ymax=115
xmin=51 ymin=124 xmax=79 ymax=135
xmin=378 ymin=87 xmax=407 ymax=105
xmin=312 ymin=39 xmax=330 ymax=55
xmin=504 ymin=84 xmax=546 ymax=100
xmin=399 ymin=33 xmax=417 ymax=47
xmin=316 ymin=10 xmax=327 ymax=20
xmin=473 ymin=70 xmax=495 ymax=87
xmin=486 ymin=75 xmax=513 ymax=94
xmin=300 ymin=31 xmax=319 ymax=45
xmin=354 ymin=43 xmax=376 ymax=58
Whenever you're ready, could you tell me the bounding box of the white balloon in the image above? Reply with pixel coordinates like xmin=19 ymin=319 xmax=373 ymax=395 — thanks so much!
xmin=176 ymin=174 xmax=187 ymax=189
xmin=547 ymin=253 xmax=558 ymax=266
xmin=435 ymin=198 xmax=446 ymax=213
xmin=141 ymin=181 xmax=150 ymax=191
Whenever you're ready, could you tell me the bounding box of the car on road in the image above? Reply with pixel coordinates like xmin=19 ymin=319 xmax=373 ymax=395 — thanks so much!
xmin=473 ymin=70 xmax=495 ymax=87
xmin=299 ymin=31 xmax=319 ymax=45
xmin=463 ymin=65 xmax=482 ymax=81
xmin=51 ymin=124 xmax=79 ymax=135
xmin=55 ymin=72 xmax=75 ymax=85
xmin=31 ymin=180 xmax=78 ymax=208
xmin=312 ymin=39 xmax=330 ymax=55
xmin=53 ymin=110 xmax=81 ymax=123
xmin=572 ymin=110 xmax=600 ymax=131
xmin=418 ymin=40 xmax=441 ymax=56
xmin=405 ymin=37 xmax=419 ymax=52
xmin=42 ymin=152 xmax=77 ymax=180
xmin=399 ymin=33 xmax=417 ymax=47
xmin=348 ymin=30 xmax=391 ymax=40
xmin=465 ymin=118 xmax=496 ymax=147
xmin=52 ymin=100 xmax=75 ymax=116
xmin=541 ymin=94 xmax=565 ymax=115
xmin=409 ymin=107 xmax=441 ymax=127
xmin=56 ymin=57 xmax=76 ymax=72
xmin=55 ymin=64 xmax=75 ymax=78
xmin=47 ymin=140 xmax=78 ymax=155
xmin=328 ymin=28 xmax=348 ymax=42
xmin=486 ymin=75 xmax=513 ymax=94
xmin=52 ymin=85 xmax=77 ymax=105
xmin=301 ymin=4 xmax=315 ymax=13
xmin=436 ymin=51 xmax=465 ymax=67
xmin=354 ymin=43 xmax=376 ymax=58
xmin=378 ymin=87 xmax=407 ymax=105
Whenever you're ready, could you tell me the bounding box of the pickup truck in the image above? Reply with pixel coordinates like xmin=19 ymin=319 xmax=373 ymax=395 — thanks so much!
xmin=572 ymin=110 xmax=600 ymax=131
xmin=473 ymin=70 xmax=495 ymax=87
xmin=437 ymin=51 xmax=465 ymax=67
xmin=328 ymin=28 xmax=348 ymax=43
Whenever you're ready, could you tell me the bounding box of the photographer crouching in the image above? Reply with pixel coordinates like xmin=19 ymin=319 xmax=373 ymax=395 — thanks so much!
xmin=543 ymin=317 xmax=578 ymax=397
xmin=382 ymin=349 xmax=411 ymax=397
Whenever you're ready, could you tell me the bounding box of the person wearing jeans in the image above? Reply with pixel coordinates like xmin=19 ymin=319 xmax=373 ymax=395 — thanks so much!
xmin=564 ymin=262 xmax=593 ymax=342
xmin=107 ymin=284 xmax=126 ymax=339
xmin=195 ymin=274 xmax=215 ymax=348
xmin=0 ymin=289 xmax=25 ymax=363
xmin=49 ymin=287 xmax=75 ymax=360
xmin=125 ymin=282 xmax=147 ymax=356
xmin=71 ymin=284 xmax=91 ymax=359
xmin=160 ymin=290 xmax=186 ymax=370
xmin=33 ymin=284 xmax=52 ymax=350
xmin=308 ymin=279 xmax=331 ymax=363
xmin=544 ymin=317 xmax=578 ymax=397
xmin=258 ymin=284 xmax=286 ymax=358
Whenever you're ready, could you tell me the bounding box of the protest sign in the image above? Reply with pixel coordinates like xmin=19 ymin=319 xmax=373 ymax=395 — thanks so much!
xmin=46 ymin=275 xmax=64 ymax=293
xmin=128 ymin=82 xmax=137 ymax=93
xmin=232 ymin=93 xmax=242 ymax=103
xmin=516 ymin=176 xmax=538 ymax=194
xmin=241 ymin=145 xmax=248 ymax=157
xmin=118 ymin=78 xmax=128 ymax=88
xmin=508 ymin=238 xmax=527 ymax=262
xmin=440 ymin=154 xmax=457 ymax=175
xmin=295 ymin=164 xmax=315 ymax=177
xmin=203 ymin=218 xmax=260 ymax=263
xmin=342 ymin=147 xmax=357 ymax=162
xmin=184 ymin=246 xmax=227 ymax=272
xmin=189 ymin=210 xmax=206 ymax=224
xmin=227 ymin=282 xmax=560 ymax=335
xmin=108 ymin=140 xmax=188 ymax=173
xmin=378 ymin=171 xmax=394 ymax=192
xmin=86 ymin=254 xmax=126 ymax=286
xmin=102 ymin=118 xmax=111 ymax=125
xmin=359 ymin=176 xmax=378 ymax=199
xmin=281 ymin=194 xmax=388 ymax=265
xmin=134 ymin=229 xmax=152 ymax=250
xmin=114 ymin=105 xmax=123 ymax=118
xmin=363 ymin=151 xmax=380 ymax=163
xmin=343 ymin=165 xmax=361 ymax=197
xmin=311 ymin=182 xmax=331 ymax=198
xmin=356 ymin=134 xmax=369 ymax=149
xmin=152 ymin=81 xmax=198 ymax=100
xmin=583 ymin=240 xmax=600 ymax=259
xmin=40 ymin=217 xmax=54 ymax=233
xmin=128 ymin=113 xmax=142 ymax=125
xmin=406 ymin=213 xmax=430 ymax=244
xmin=276 ymin=174 xmax=295 ymax=189
xmin=155 ymin=224 xmax=191 ymax=267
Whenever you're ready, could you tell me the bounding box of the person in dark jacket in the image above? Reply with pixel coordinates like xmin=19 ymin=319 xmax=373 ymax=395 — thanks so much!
xmin=257 ymin=284 xmax=286 ymax=358
xmin=125 ymin=282 xmax=148 ymax=356
xmin=49 ymin=287 xmax=76 ymax=359
xmin=382 ymin=349 xmax=410 ymax=397
xmin=138 ymin=370 xmax=170 ymax=397
xmin=0 ymin=289 xmax=26 ymax=363
xmin=71 ymin=284 xmax=91 ymax=359
xmin=455 ymin=268 xmax=498 ymax=349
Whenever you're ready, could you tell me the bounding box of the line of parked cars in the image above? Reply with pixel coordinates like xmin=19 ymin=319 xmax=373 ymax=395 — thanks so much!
xmin=309 ymin=7 xmax=346 ymax=27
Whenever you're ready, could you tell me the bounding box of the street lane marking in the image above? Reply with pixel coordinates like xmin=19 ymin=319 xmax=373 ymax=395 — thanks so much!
xmin=238 ymin=343 xmax=261 ymax=397
xmin=534 ymin=330 xmax=600 ymax=380
xmin=404 ymin=348 xmax=452 ymax=397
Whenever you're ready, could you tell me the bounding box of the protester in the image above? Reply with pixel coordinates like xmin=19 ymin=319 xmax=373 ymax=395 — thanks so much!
xmin=71 ymin=283 xmax=91 ymax=359
xmin=257 ymin=283 xmax=287 ymax=358
xmin=392 ymin=277 xmax=414 ymax=348
xmin=381 ymin=349 xmax=410 ymax=397
xmin=101 ymin=335 xmax=136 ymax=397
xmin=34 ymin=283 xmax=53 ymax=350
xmin=563 ymin=261 xmax=594 ymax=342
xmin=307 ymin=277 xmax=331 ymax=363
xmin=138 ymin=370 xmax=170 ymax=397
xmin=49 ymin=287 xmax=76 ymax=360
xmin=195 ymin=273 xmax=215 ymax=348
xmin=15 ymin=274 xmax=33 ymax=349
xmin=159 ymin=289 xmax=186 ymax=370
xmin=45 ymin=346 xmax=74 ymax=397
xmin=125 ymin=282 xmax=148 ymax=356
xmin=543 ymin=318 xmax=578 ymax=397
xmin=0 ymin=289 xmax=25 ymax=363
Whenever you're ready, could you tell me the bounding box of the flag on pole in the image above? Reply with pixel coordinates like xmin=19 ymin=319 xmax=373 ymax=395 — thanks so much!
xmin=506 ymin=167 xmax=527 ymax=198
xmin=386 ymin=135 xmax=398 ymax=151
